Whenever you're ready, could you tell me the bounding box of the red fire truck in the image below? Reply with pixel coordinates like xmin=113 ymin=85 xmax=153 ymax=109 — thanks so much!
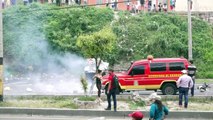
xmin=102 ymin=57 xmax=191 ymax=95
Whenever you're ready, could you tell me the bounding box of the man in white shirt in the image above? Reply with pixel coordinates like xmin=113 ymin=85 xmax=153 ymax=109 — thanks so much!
xmin=176 ymin=69 xmax=193 ymax=108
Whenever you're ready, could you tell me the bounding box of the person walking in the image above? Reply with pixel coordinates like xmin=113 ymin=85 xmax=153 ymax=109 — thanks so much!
xmin=129 ymin=111 xmax=144 ymax=120
xmin=176 ymin=70 xmax=194 ymax=108
xmin=149 ymin=92 xmax=169 ymax=120
xmin=93 ymin=69 xmax=103 ymax=101
xmin=105 ymin=69 xmax=117 ymax=112
xmin=188 ymin=60 xmax=196 ymax=97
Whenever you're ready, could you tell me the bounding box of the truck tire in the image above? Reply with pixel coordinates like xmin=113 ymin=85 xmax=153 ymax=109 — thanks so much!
xmin=162 ymin=83 xmax=177 ymax=95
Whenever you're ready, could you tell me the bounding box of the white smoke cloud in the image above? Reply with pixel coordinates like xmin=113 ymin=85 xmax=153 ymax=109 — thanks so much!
xmin=3 ymin=5 xmax=91 ymax=95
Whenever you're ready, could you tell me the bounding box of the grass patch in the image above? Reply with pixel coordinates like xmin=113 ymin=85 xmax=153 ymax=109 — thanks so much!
xmin=0 ymin=96 xmax=97 ymax=109
xmin=77 ymin=96 xmax=96 ymax=101
xmin=127 ymin=101 xmax=138 ymax=110
xmin=0 ymin=97 xmax=78 ymax=109
xmin=127 ymin=100 xmax=146 ymax=110
xmin=196 ymin=79 xmax=213 ymax=84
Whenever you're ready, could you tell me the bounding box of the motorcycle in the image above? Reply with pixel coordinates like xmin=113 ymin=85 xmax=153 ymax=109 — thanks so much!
xmin=197 ymin=82 xmax=210 ymax=92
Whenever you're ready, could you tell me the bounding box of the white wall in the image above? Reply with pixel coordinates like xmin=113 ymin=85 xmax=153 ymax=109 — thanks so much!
xmin=176 ymin=0 xmax=213 ymax=11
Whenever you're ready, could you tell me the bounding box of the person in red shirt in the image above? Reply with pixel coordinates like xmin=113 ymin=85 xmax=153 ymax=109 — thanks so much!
xmin=129 ymin=111 xmax=144 ymax=120
xmin=105 ymin=69 xmax=117 ymax=112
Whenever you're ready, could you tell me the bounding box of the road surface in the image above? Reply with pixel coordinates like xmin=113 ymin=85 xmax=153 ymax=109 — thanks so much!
xmin=3 ymin=79 xmax=213 ymax=96
xmin=0 ymin=115 xmax=211 ymax=120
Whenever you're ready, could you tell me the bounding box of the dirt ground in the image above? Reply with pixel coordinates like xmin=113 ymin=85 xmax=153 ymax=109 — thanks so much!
xmin=93 ymin=99 xmax=213 ymax=111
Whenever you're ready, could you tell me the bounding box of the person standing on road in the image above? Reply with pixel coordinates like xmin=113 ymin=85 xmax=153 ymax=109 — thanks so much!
xmin=93 ymin=69 xmax=103 ymax=101
xmin=129 ymin=111 xmax=144 ymax=120
xmin=105 ymin=69 xmax=117 ymax=112
xmin=149 ymin=92 xmax=169 ymax=120
xmin=188 ymin=60 xmax=196 ymax=97
xmin=176 ymin=70 xmax=194 ymax=108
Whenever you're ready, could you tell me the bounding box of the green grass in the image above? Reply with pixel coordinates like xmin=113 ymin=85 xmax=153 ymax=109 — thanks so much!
xmin=0 ymin=96 xmax=80 ymax=109
xmin=0 ymin=96 xmax=98 ymax=109
xmin=127 ymin=100 xmax=146 ymax=110
xmin=78 ymin=96 xmax=96 ymax=101
xmin=1 ymin=96 xmax=213 ymax=111
xmin=195 ymin=79 xmax=213 ymax=84
xmin=0 ymin=99 xmax=78 ymax=109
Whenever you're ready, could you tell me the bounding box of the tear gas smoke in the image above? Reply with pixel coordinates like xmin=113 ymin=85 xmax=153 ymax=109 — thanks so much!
xmin=3 ymin=5 xmax=92 ymax=95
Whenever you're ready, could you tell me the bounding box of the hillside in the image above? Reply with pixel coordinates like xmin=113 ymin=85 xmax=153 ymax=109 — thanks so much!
xmin=3 ymin=4 xmax=213 ymax=78
xmin=112 ymin=12 xmax=213 ymax=78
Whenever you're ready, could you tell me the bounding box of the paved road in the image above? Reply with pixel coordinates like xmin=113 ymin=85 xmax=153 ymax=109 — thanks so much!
xmin=0 ymin=115 xmax=211 ymax=120
xmin=3 ymin=79 xmax=213 ymax=96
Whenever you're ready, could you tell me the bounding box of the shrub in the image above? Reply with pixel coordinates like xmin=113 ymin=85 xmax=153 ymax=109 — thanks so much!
xmin=80 ymin=75 xmax=88 ymax=94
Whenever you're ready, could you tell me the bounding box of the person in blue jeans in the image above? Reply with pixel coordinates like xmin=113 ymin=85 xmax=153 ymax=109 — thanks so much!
xmin=105 ymin=69 xmax=117 ymax=112
xmin=149 ymin=93 xmax=169 ymax=120
xmin=176 ymin=70 xmax=194 ymax=108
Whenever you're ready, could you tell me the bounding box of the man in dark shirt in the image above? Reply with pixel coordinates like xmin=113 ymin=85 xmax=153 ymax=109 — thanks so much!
xmin=188 ymin=60 xmax=197 ymax=97
xmin=105 ymin=69 xmax=117 ymax=112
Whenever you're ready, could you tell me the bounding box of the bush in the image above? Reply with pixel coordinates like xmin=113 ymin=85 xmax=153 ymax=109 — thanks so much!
xmin=80 ymin=75 xmax=88 ymax=94
xmin=113 ymin=12 xmax=213 ymax=78
xmin=78 ymin=96 xmax=96 ymax=101
xmin=204 ymin=72 xmax=213 ymax=79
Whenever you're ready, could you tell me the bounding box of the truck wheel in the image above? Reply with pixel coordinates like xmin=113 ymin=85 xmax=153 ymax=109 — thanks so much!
xmin=162 ymin=83 xmax=177 ymax=95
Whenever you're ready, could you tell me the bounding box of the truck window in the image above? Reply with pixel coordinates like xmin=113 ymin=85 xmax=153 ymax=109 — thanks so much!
xmin=130 ymin=65 xmax=145 ymax=75
xmin=169 ymin=62 xmax=185 ymax=71
xmin=150 ymin=63 xmax=166 ymax=72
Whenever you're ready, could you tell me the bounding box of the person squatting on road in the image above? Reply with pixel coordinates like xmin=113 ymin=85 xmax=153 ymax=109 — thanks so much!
xmin=129 ymin=111 xmax=144 ymax=120
xmin=149 ymin=93 xmax=169 ymax=120
xmin=93 ymin=69 xmax=103 ymax=101
xmin=176 ymin=69 xmax=194 ymax=108
xmin=105 ymin=69 xmax=117 ymax=112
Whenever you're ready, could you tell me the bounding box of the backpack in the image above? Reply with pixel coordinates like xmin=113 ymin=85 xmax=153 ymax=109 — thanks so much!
xmin=113 ymin=75 xmax=120 ymax=94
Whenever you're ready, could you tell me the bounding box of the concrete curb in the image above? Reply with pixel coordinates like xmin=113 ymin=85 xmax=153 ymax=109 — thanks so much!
xmin=0 ymin=108 xmax=213 ymax=119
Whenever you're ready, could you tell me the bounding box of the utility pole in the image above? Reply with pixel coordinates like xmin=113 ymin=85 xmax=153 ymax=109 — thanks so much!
xmin=0 ymin=0 xmax=4 ymax=101
xmin=188 ymin=0 xmax=193 ymax=61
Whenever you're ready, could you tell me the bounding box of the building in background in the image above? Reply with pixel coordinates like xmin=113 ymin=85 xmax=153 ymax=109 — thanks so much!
xmin=175 ymin=0 xmax=213 ymax=12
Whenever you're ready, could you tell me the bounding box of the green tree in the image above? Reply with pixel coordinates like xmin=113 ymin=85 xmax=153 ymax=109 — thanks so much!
xmin=44 ymin=7 xmax=114 ymax=54
xmin=3 ymin=4 xmax=114 ymax=74
xmin=3 ymin=3 xmax=53 ymax=73
xmin=76 ymin=26 xmax=117 ymax=71
xmin=112 ymin=12 xmax=213 ymax=78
